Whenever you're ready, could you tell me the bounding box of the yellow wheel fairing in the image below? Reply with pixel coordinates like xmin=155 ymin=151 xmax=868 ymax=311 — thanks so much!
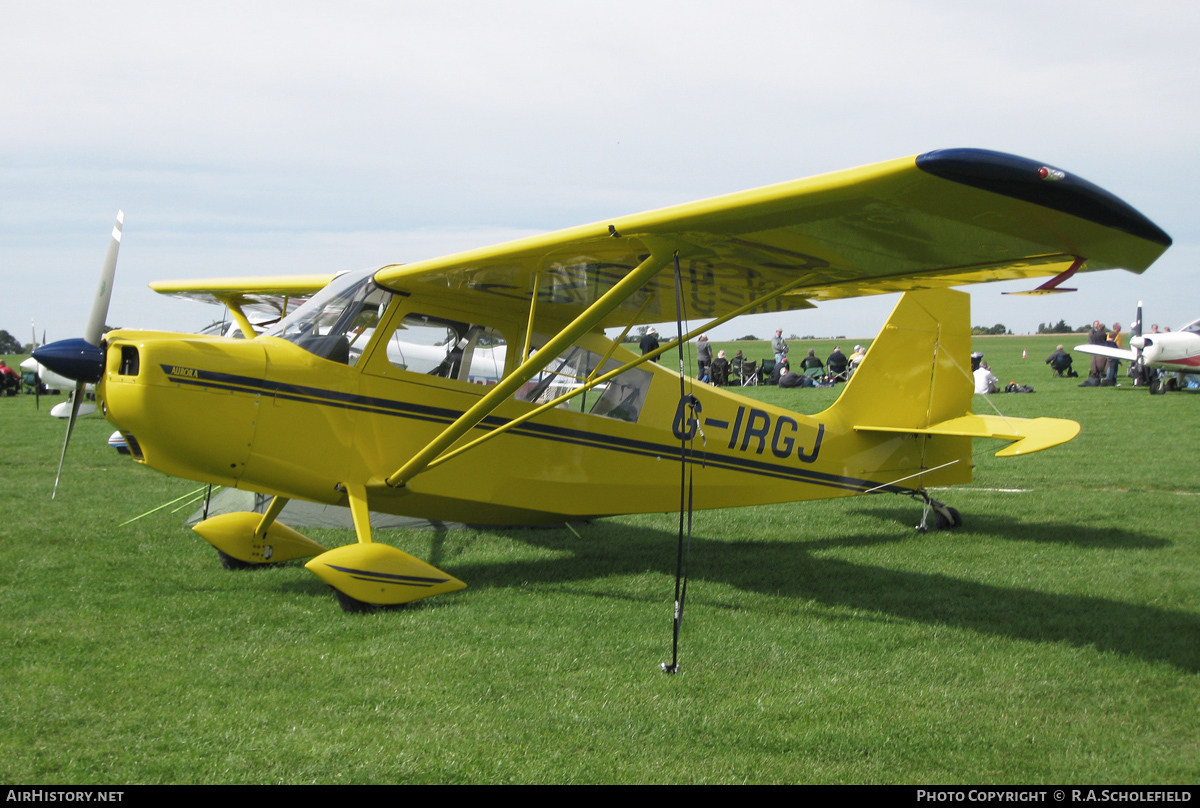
xmin=305 ymin=544 xmax=466 ymax=605
xmin=192 ymin=512 xmax=327 ymax=564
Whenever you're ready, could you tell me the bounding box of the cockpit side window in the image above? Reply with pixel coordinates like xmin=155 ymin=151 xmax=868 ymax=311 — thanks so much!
xmin=385 ymin=313 xmax=508 ymax=386
xmin=516 ymin=344 xmax=652 ymax=423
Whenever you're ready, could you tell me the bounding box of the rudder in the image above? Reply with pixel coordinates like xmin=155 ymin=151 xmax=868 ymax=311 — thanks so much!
xmin=826 ymin=288 xmax=973 ymax=430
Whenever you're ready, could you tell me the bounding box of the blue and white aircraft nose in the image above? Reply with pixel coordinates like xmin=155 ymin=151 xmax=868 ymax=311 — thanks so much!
xmin=31 ymin=338 xmax=105 ymax=384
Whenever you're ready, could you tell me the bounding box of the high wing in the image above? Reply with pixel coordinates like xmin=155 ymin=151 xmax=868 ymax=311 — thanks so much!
xmin=150 ymin=274 xmax=336 ymax=310
xmin=150 ymin=274 xmax=336 ymax=335
xmin=370 ymin=149 xmax=1171 ymax=331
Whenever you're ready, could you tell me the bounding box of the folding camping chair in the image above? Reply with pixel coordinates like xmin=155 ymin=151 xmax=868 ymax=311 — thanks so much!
xmin=739 ymin=360 xmax=758 ymax=387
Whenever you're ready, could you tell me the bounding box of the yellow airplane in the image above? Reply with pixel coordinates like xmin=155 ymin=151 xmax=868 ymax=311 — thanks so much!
xmin=35 ymin=149 xmax=1171 ymax=611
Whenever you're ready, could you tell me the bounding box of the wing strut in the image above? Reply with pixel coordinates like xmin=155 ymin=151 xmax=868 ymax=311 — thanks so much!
xmin=416 ymin=271 xmax=815 ymax=475
xmin=213 ymin=295 xmax=259 ymax=339
xmin=385 ymin=244 xmax=675 ymax=488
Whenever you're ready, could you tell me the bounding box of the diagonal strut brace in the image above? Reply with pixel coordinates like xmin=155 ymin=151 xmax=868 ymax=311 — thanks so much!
xmin=385 ymin=244 xmax=674 ymax=489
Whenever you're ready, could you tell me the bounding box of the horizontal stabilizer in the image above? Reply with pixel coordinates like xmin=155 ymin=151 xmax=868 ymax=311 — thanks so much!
xmin=1075 ymin=343 xmax=1138 ymax=362
xmin=855 ymin=414 xmax=1080 ymax=457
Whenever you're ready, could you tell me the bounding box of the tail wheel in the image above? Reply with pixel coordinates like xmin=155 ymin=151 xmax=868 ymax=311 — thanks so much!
xmin=934 ymin=506 xmax=962 ymax=530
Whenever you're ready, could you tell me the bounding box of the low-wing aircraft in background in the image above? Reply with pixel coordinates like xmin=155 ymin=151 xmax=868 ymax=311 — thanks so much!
xmin=35 ymin=148 xmax=1172 ymax=611
xmin=1076 ymin=302 xmax=1200 ymax=394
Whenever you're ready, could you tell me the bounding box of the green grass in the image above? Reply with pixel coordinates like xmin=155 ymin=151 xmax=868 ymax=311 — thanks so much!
xmin=1 ymin=342 xmax=1198 ymax=784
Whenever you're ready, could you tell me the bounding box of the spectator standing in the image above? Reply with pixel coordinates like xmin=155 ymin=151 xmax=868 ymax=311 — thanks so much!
xmin=1087 ymin=320 xmax=1108 ymax=380
xmin=639 ymin=328 xmax=660 ymax=361
xmin=772 ymin=329 xmax=788 ymax=364
xmin=696 ymin=334 xmax=712 ymax=381
xmin=1104 ymin=323 xmax=1123 ymax=385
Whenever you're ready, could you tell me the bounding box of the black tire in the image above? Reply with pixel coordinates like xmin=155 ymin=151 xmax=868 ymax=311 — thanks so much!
xmin=217 ymin=549 xmax=281 ymax=570
xmin=934 ymin=506 xmax=962 ymax=530
xmin=1166 ymin=377 xmax=1180 ymax=392
xmin=1150 ymin=376 xmax=1166 ymax=395
xmin=333 ymin=588 xmax=380 ymax=613
xmin=217 ymin=549 xmax=256 ymax=570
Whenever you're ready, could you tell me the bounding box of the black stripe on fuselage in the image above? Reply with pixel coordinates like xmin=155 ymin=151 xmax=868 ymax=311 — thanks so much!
xmin=159 ymin=364 xmax=909 ymax=494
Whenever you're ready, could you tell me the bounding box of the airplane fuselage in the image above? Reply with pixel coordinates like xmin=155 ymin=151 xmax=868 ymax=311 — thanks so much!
xmin=1134 ymin=330 xmax=1200 ymax=373
xmin=98 ymin=288 xmax=974 ymax=526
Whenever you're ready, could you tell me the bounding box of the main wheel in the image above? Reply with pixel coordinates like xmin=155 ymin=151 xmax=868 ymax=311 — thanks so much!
xmin=220 ymin=547 xmax=258 ymax=566
xmin=1150 ymin=376 xmax=1165 ymax=395
xmin=333 ymin=588 xmax=379 ymax=613
xmin=332 ymin=588 xmax=408 ymax=613
xmin=217 ymin=549 xmax=279 ymax=570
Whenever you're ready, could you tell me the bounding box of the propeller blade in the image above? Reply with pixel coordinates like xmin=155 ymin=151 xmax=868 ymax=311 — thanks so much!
xmin=52 ymin=381 xmax=86 ymax=499
xmin=44 ymin=211 xmax=124 ymax=498
xmin=84 ymin=211 xmax=123 ymax=347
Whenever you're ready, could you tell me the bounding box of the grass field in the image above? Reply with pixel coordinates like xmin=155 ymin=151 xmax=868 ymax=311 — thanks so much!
xmin=1 ymin=337 xmax=1198 ymax=784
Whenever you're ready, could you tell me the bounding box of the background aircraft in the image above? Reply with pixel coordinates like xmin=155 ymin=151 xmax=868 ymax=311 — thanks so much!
xmin=1075 ymin=302 xmax=1200 ymax=393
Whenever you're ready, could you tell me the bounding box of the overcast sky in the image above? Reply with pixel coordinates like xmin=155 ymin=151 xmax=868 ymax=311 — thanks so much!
xmin=3 ymin=1 xmax=1197 ymax=344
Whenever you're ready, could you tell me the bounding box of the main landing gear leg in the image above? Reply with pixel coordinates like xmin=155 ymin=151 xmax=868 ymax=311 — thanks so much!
xmin=912 ymin=490 xmax=962 ymax=533
xmin=304 ymin=481 xmax=466 ymax=612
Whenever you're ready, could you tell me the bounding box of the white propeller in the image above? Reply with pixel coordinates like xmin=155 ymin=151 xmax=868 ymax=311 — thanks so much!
xmin=41 ymin=211 xmax=124 ymax=498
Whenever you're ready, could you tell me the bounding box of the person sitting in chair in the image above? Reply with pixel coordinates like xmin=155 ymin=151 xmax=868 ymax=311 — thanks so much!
xmin=711 ymin=350 xmax=730 ymax=386
xmin=849 ymin=344 xmax=866 ymax=371
xmin=827 ymin=347 xmax=848 ymax=380
xmin=799 ymin=349 xmax=823 ymax=372
xmin=0 ymin=361 xmax=20 ymax=396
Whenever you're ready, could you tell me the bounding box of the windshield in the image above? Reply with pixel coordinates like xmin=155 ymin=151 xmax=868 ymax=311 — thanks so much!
xmin=263 ymin=268 xmax=392 ymax=364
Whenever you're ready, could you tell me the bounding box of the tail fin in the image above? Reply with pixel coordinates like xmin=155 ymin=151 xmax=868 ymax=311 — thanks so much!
xmin=828 ymin=287 xmax=973 ymax=430
xmin=823 ymin=288 xmax=1078 ymax=489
